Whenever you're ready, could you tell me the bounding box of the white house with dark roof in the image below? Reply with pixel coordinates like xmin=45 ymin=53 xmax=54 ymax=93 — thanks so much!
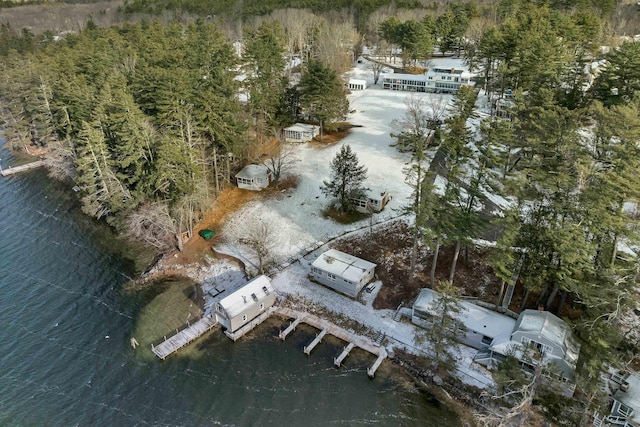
xmin=310 ymin=249 xmax=376 ymax=298
xmin=412 ymin=288 xmax=516 ymax=350
xmin=424 ymin=67 xmax=472 ymax=93
xmin=214 ymin=275 xmax=276 ymax=333
xmin=235 ymin=164 xmax=272 ymax=191
xmin=282 ymin=123 xmax=319 ymax=143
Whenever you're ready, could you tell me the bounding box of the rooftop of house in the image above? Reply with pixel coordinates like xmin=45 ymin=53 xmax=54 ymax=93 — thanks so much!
xmin=514 ymin=309 xmax=581 ymax=362
xmin=236 ymin=164 xmax=270 ymax=180
xmin=413 ymin=288 xmax=516 ymax=339
xmin=218 ymin=275 xmax=274 ymax=318
xmin=614 ymin=372 xmax=640 ymax=424
xmin=348 ymin=78 xmax=367 ymax=85
xmin=311 ymin=249 xmax=376 ymax=282
xmin=283 ymin=123 xmax=318 ymax=133
xmin=351 ymin=188 xmax=389 ymax=202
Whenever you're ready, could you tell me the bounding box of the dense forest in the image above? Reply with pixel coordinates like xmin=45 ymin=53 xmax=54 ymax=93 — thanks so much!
xmin=0 ymin=0 xmax=639 ymax=425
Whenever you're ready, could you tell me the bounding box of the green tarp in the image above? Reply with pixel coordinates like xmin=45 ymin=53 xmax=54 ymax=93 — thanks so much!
xmin=198 ymin=229 xmax=216 ymax=240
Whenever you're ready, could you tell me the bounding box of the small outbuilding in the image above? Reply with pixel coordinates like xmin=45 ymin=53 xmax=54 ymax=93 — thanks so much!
xmin=350 ymin=189 xmax=392 ymax=214
xmin=282 ymin=123 xmax=320 ymax=143
xmin=235 ymin=164 xmax=272 ymax=191
xmin=214 ymin=275 xmax=276 ymax=333
xmin=347 ymin=78 xmax=367 ymax=91
xmin=310 ymin=249 xmax=376 ymax=298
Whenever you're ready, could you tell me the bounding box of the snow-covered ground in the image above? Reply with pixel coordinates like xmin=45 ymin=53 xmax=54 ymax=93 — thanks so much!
xmin=204 ymin=58 xmax=496 ymax=390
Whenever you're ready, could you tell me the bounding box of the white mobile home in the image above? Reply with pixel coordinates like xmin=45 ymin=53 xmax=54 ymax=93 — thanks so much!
xmin=236 ymin=164 xmax=272 ymax=191
xmin=350 ymin=189 xmax=392 ymax=214
xmin=282 ymin=123 xmax=320 ymax=143
xmin=214 ymin=275 xmax=276 ymax=333
xmin=412 ymin=288 xmax=516 ymax=350
xmin=347 ymin=78 xmax=367 ymax=90
xmin=310 ymin=249 xmax=376 ymax=298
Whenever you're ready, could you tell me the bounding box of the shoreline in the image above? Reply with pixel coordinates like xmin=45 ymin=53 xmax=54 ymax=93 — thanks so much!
xmin=130 ymin=247 xmax=488 ymax=426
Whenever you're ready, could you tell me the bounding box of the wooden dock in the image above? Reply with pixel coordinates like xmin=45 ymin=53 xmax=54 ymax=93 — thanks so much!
xmin=1 ymin=160 xmax=46 ymax=177
xmin=334 ymin=343 xmax=355 ymax=367
xmin=303 ymin=329 xmax=327 ymax=355
xmin=278 ymin=315 xmax=305 ymax=340
xmin=275 ymin=307 xmax=388 ymax=377
xmin=151 ymin=316 xmax=218 ymax=360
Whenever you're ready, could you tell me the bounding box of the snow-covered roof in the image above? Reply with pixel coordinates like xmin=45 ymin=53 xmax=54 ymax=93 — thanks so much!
xmin=349 ymin=78 xmax=367 ymax=85
xmin=413 ymin=288 xmax=515 ymax=338
xmin=513 ymin=309 xmax=581 ymax=362
xmin=614 ymin=372 xmax=640 ymax=424
xmin=218 ymin=275 xmax=274 ymax=318
xmin=382 ymin=73 xmax=428 ymax=82
xmin=284 ymin=123 xmax=318 ymax=133
xmin=311 ymin=249 xmax=376 ymax=282
xmin=353 ymin=188 xmax=389 ymax=202
xmin=236 ymin=164 xmax=270 ymax=180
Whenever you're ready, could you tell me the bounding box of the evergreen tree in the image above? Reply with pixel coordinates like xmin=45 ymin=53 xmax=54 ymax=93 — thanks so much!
xmin=414 ymin=280 xmax=464 ymax=373
xmin=298 ymin=59 xmax=349 ymax=140
xmin=592 ymin=41 xmax=640 ymax=106
xmin=242 ymin=20 xmax=287 ymax=137
xmin=320 ymin=144 xmax=368 ymax=212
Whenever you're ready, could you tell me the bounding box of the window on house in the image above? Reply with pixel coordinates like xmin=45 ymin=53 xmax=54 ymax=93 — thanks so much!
xmin=242 ymin=314 xmax=247 ymax=322
xmin=481 ymin=335 xmax=492 ymax=345
xmin=327 ymin=273 xmax=336 ymax=282
xmin=618 ymin=404 xmax=632 ymax=416
xmin=260 ymin=303 xmax=264 ymax=310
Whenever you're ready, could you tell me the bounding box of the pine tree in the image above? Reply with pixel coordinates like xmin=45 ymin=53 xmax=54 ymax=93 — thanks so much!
xmin=320 ymin=144 xmax=368 ymax=212
xmin=298 ymin=59 xmax=349 ymax=140
xmin=414 ymin=280 xmax=464 ymax=374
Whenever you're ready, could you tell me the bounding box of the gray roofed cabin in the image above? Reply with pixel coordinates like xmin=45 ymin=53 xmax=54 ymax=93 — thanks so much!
xmin=282 ymin=123 xmax=319 ymax=143
xmin=214 ymin=275 xmax=276 ymax=333
xmin=235 ymin=164 xmax=272 ymax=191
xmin=310 ymin=249 xmax=376 ymax=298
xmin=489 ymin=309 xmax=581 ymax=381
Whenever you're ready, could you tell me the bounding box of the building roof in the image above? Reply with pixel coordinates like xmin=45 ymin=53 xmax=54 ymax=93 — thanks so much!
xmin=284 ymin=123 xmax=318 ymax=133
xmin=311 ymin=249 xmax=376 ymax=282
xmin=236 ymin=164 xmax=270 ymax=180
xmin=348 ymin=78 xmax=367 ymax=85
xmin=382 ymin=73 xmax=428 ymax=82
xmin=413 ymin=288 xmax=516 ymax=338
xmin=614 ymin=372 xmax=640 ymax=424
xmin=352 ymin=188 xmax=389 ymax=202
xmin=218 ymin=275 xmax=274 ymax=318
xmin=513 ymin=309 xmax=581 ymax=362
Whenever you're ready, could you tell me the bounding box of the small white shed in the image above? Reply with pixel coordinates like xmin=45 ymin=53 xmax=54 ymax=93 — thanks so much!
xmin=236 ymin=164 xmax=272 ymax=191
xmin=350 ymin=189 xmax=392 ymax=214
xmin=310 ymin=249 xmax=376 ymax=298
xmin=282 ymin=123 xmax=319 ymax=143
xmin=347 ymin=78 xmax=367 ymax=91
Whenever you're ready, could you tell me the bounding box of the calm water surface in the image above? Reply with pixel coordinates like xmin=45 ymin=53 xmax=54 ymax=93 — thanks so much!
xmin=0 ymin=143 xmax=460 ymax=426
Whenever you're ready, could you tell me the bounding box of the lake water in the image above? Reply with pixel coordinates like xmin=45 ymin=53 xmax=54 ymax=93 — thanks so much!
xmin=0 ymin=143 xmax=460 ymax=426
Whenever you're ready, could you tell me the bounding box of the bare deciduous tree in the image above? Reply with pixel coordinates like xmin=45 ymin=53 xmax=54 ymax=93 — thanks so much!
xmin=260 ymin=129 xmax=299 ymax=188
xmin=238 ymin=219 xmax=275 ymax=274
xmin=125 ymin=201 xmax=178 ymax=251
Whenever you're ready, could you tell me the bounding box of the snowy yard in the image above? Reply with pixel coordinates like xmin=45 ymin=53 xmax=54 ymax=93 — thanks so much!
xmin=203 ymin=58 xmax=496 ymax=389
